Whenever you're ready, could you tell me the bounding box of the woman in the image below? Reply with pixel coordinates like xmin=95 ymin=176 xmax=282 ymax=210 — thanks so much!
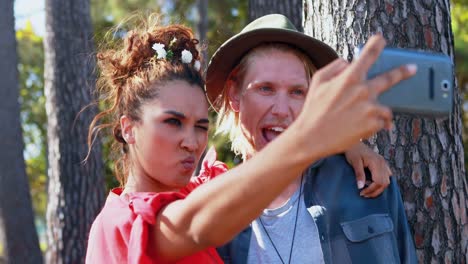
xmin=85 ymin=15 xmax=415 ymax=263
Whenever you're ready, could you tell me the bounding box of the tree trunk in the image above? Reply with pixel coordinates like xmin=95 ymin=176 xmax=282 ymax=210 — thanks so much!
xmin=248 ymin=0 xmax=303 ymax=32
xmin=0 ymin=1 xmax=42 ymax=263
xmin=44 ymin=0 xmax=105 ymax=262
xmin=0 ymin=0 xmax=43 ymax=263
xmin=304 ymin=0 xmax=467 ymax=263
xmin=197 ymin=0 xmax=208 ymax=69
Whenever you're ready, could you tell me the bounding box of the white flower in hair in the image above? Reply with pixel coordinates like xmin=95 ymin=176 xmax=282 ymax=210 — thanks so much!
xmin=152 ymin=43 xmax=167 ymax=59
xmin=181 ymin=49 xmax=193 ymax=64
xmin=152 ymin=43 xmax=165 ymax=50
xmin=194 ymin=60 xmax=201 ymax=71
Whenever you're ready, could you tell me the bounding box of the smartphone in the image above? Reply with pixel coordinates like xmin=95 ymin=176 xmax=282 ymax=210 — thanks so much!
xmin=355 ymin=47 xmax=453 ymax=117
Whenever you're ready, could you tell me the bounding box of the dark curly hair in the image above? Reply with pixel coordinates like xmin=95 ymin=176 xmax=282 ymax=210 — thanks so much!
xmin=86 ymin=14 xmax=205 ymax=186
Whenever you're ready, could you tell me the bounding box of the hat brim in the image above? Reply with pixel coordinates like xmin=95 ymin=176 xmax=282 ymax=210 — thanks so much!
xmin=206 ymin=28 xmax=338 ymax=111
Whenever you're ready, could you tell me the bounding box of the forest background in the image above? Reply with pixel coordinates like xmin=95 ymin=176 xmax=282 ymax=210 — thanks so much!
xmin=2 ymin=0 xmax=467 ymax=263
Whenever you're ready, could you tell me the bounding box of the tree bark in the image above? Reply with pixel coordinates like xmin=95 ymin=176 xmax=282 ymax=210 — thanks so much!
xmin=248 ymin=0 xmax=303 ymax=32
xmin=0 ymin=0 xmax=43 ymax=263
xmin=44 ymin=0 xmax=105 ymax=262
xmin=304 ymin=0 xmax=467 ymax=263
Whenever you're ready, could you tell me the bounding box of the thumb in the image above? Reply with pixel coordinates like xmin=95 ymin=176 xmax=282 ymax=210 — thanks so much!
xmin=313 ymin=58 xmax=349 ymax=84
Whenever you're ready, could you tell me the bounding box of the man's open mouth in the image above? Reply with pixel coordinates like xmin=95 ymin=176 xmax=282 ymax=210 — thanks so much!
xmin=262 ymin=126 xmax=286 ymax=143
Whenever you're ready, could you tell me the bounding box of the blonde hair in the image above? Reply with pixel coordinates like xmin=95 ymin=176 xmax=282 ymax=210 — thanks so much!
xmin=215 ymin=43 xmax=318 ymax=159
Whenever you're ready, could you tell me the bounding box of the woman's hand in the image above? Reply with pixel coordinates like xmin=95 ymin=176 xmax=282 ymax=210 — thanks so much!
xmin=345 ymin=142 xmax=392 ymax=198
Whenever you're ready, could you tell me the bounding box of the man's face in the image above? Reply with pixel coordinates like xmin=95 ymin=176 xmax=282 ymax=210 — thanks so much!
xmin=231 ymin=49 xmax=309 ymax=153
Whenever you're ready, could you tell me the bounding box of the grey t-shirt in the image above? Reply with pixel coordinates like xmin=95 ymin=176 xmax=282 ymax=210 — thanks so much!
xmin=247 ymin=185 xmax=325 ymax=264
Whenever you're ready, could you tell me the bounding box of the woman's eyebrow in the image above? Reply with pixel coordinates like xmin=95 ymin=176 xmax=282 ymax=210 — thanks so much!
xmin=165 ymin=110 xmax=208 ymax=124
xmin=197 ymin=118 xmax=209 ymax=124
xmin=164 ymin=110 xmax=186 ymax=119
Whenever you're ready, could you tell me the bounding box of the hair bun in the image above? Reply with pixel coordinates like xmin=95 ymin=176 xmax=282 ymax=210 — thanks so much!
xmin=97 ymin=22 xmax=201 ymax=90
xmin=148 ymin=25 xmax=201 ymax=67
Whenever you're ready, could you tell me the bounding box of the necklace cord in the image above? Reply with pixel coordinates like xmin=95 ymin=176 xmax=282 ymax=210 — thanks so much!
xmin=258 ymin=174 xmax=304 ymax=264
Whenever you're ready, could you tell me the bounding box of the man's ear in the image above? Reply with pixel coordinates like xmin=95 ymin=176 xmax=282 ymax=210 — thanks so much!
xmin=227 ymin=80 xmax=240 ymax=112
xmin=120 ymin=115 xmax=136 ymax=144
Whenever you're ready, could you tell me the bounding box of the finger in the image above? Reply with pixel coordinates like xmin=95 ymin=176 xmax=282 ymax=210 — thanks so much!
xmin=387 ymin=166 xmax=393 ymax=177
xmin=385 ymin=120 xmax=395 ymax=131
xmin=313 ymin=58 xmax=349 ymax=83
xmin=351 ymin=158 xmax=366 ymax=189
xmin=360 ymin=182 xmax=382 ymax=197
xmin=363 ymin=184 xmax=386 ymax=198
xmin=348 ymin=35 xmax=386 ymax=79
xmin=361 ymin=105 xmax=392 ymax=138
xmin=376 ymin=105 xmax=393 ymax=125
xmin=381 ymin=159 xmax=393 ymax=179
xmin=366 ymin=160 xmax=385 ymax=186
xmin=369 ymin=104 xmax=393 ymax=132
xmin=361 ymin=118 xmax=385 ymax=140
xmin=360 ymin=181 xmax=379 ymax=196
xmin=367 ymin=64 xmax=418 ymax=95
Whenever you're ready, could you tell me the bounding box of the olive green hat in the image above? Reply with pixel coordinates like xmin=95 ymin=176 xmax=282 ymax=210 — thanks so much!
xmin=205 ymin=13 xmax=338 ymax=111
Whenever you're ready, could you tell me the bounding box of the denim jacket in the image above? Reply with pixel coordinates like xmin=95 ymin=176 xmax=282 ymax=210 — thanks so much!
xmin=217 ymin=155 xmax=417 ymax=264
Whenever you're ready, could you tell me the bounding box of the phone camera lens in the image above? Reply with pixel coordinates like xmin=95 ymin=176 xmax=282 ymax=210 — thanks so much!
xmin=441 ymin=80 xmax=450 ymax=92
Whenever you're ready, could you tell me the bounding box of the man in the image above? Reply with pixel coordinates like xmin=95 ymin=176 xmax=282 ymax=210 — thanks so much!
xmin=206 ymin=14 xmax=417 ymax=263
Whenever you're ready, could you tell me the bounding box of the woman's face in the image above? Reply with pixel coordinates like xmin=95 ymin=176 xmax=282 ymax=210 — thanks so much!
xmin=125 ymin=80 xmax=209 ymax=191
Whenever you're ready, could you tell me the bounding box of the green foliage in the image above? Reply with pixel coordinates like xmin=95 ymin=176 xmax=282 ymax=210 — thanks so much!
xmin=206 ymin=0 xmax=248 ymax=58
xmin=452 ymin=1 xmax=468 ymax=168
xmin=167 ymin=0 xmax=248 ymax=58
xmin=91 ymin=0 xmax=161 ymax=46
xmin=16 ymin=22 xmax=47 ymax=221
xmin=452 ymin=0 xmax=468 ymax=77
